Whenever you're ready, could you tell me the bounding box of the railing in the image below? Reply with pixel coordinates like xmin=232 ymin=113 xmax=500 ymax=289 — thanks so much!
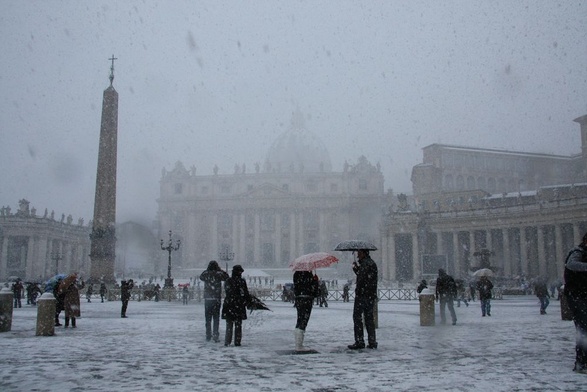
xmin=96 ymin=286 xmax=505 ymax=302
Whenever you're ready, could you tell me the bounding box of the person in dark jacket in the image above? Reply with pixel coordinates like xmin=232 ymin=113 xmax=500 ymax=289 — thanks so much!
xmin=348 ymin=249 xmax=378 ymax=350
xmin=12 ymin=280 xmax=24 ymax=308
xmin=293 ymin=270 xmax=319 ymax=350
xmin=200 ymin=260 xmax=229 ymax=342
xmin=60 ymin=274 xmax=83 ymax=328
xmin=534 ymin=278 xmax=550 ymax=315
xmin=53 ymin=277 xmax=66 ymax=326
xmin=564 ymin=232 xmax=587 ymax=374
xmin=416 ymin=279 xmax=428 ymax=294
xmin=476 ymin=276 xmax=494 ymax=317
xmin=222 ymin=265 xmax=251 ymax=347
xmin=436 ymin=268 xmax=457 ymax=325
xmin=120 ymin=279 xmax=134 ymax=318
xmin=99 ymin=282 xmax=107 ymax=302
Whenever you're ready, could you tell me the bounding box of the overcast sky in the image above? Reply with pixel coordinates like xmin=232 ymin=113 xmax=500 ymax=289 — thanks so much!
xmin=1 ymin=1 xmax=586 ymax=227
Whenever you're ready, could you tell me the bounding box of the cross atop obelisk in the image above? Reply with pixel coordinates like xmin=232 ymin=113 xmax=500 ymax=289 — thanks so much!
xmin=108 ymin=54 xmax=118 ymax=86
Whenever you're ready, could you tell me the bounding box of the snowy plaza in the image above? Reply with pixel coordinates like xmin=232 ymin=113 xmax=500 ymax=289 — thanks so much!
xmin=0 ymin=293 xmax=585 ymax=392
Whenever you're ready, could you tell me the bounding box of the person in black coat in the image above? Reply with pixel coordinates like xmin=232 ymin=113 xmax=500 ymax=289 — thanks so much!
xmin=436 ymin=269 xmax=457 ymax=325
xmin=476 ymin=276 xmax=494 ymax=317
xmin=222 ymin=265 xmax=251 ymax=347
xmin=416 ymin=279 xmax=428 ymax=294
xmin=120 ymin=279 xmax=134 ymax=318
xmin=348 ymin=249 xmax=378 ymax=350
xmin=200 ymin=260 xmax=229 ymax=342
xmin=564 ymin=232 xmax=587 ymax=374
xmin=293 ymin=270 xmax=319 ymax=350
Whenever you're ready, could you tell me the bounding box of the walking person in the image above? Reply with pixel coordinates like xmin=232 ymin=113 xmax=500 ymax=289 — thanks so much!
xmin=86 ymin=283 xmax=93 ymax=303
xmin=120 ymin=279 xmax=134 ymax=318
xmin=99 ymin=282 xmax=107 ymax=302
xmin=222 ymin=265 xmax=251 ymax=347
xmin=182 ymin=285 xmax=189 ymax=305
xmin=319 ymin=280 xmax=328 ymax=307
xmin=436 ymin=268 xmax=457 ymax=325
xmin=476 ymin=276 xmax=494 ymax=317
xmin=342 ymin=283 xmax=350 ymax=302
xmin=534 ymin=278 xmax=550 ymax=315
xmin=348 ymin=249 xmax=378 ymax=350
xmin=12 ymin=279 xmax=23 ymax=308
xmin=200 ymin=260 xmax=229 ymax=342
xmin=293 ymin=270 xmax=320 ymax=351
xmin=564 ymin=232 xmax=587 ymax=374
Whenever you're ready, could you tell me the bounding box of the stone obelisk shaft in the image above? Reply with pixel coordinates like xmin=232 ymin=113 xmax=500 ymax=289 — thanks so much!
xmin=89 ymin=84 xmax=118 ymax=282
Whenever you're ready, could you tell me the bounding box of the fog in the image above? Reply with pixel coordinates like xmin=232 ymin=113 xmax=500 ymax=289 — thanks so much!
xmin=1 ymin=1 xmax=586 ymax=226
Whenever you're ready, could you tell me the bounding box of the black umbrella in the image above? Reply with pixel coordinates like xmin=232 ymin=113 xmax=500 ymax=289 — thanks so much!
xmin=333 ymin=240 xmax=377 ymax=251
xmin=247 ymin=295 xmax=271 ymax=313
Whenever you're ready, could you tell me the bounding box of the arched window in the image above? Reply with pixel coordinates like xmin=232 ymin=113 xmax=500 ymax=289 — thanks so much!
xmin=477 ymin=176 xmax=486 ymax=191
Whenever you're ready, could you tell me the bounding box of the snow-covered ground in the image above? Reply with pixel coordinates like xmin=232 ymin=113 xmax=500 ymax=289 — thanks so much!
xmin=0 ymin=295 xmax=583 ymax=391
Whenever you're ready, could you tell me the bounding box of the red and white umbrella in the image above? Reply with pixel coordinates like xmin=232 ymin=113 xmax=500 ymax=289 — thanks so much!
xmin=289 ymin=252 xmax=339 ymax=271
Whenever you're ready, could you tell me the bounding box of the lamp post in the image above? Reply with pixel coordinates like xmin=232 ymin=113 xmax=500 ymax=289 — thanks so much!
xmin=51 ymin=252 xmax=63 ymax=275
xmin=161 ymin=230 xmax=181 ymax=289
xmin=218 ymin=250 xmax=235 ymax=272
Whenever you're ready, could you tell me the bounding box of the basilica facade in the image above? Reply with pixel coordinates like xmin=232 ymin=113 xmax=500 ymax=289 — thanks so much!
xmin=156 ymin=113 xmax=387 ymax=275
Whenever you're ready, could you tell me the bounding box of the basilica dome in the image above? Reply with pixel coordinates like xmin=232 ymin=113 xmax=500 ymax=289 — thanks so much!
xmin=265 ymin=110 xmax=332 ymax=173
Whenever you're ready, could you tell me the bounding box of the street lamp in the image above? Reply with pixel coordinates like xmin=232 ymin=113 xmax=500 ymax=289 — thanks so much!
xmin=218 ymin=249 xmax=235 ymax=272
xmin=51 ymin=252 xmax=63 ymax=275
xmin=161 ymin=230 xmax=181 ymax=288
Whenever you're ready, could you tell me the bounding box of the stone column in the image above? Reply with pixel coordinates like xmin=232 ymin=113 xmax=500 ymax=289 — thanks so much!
xmin=254 ymin=213 xmax=260 ymax=264
xmin=232 ymin=213 xmax=238 ymax=258
xmin=388 ymin=232 xmax=396 ymax=282
xmin=537 ymin=225 xmax=546 ymax=277
xmin=438 ymin=231 xmax=445 ymax=256
xmin=239 ymin=214 xmax=246 ymax=264
xmin=412 ymin=232 xmax=420 ymax=279
xmin=452 ymin=232 xmax=460 ymax=277
xmin=555 ymin=224 xmax=564 ymax=280
xmin=211 ymin=214 xmax=218 ymax=259
xmin=319 ymin=211 xmax=327 ymax=252
xmin=275 ymin=214 xmax=282 ymax=266
xmin=0 ymin=237 xmax=9 ymax=278
xmin=26 ymin=236 xmax=35 ymax=279
xmin=520 ymin=227 xmax=529 ymax=276
xmin=380 ymin=230 xmax=388 ymax=282
xmin=297 ymin=212 xmax=304 ymax=255
xmin=503 ymin=228 xmax=511 ymax=277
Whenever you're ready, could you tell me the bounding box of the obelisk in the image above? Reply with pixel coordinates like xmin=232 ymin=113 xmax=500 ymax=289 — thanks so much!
xmin=90 ymin=55 xmax=119 ymax=283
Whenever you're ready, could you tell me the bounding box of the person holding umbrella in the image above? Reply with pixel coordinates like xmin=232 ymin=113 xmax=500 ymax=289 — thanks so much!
xmin=293 ymin=269 xmax=320 ymax=351
xmin=348 ymin=249 xmax=378 ymax=349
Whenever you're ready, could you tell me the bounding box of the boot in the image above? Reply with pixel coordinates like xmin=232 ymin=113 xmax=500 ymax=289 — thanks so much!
xmin=294 ymin=328 xmax=305 ymax=351
xmin=71 ymin=317 xmax=76 ymax=328
xmin=64 ymin=317 xmax=69 ymax=328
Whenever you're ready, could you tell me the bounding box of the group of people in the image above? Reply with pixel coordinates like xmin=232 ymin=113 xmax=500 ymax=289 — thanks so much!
xmin=197 ymin=248 xmax=380 ymax=351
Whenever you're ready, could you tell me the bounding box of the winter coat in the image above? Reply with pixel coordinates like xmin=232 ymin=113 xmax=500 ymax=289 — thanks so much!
xmin=476 ymin=278 xmax=494 ymax=300
xmin=59 ymin=280 xmax=82 ymax=318
xmin=353 ymin=256 xmax=378 ymax=300
xmin=121 ymin=280 xmax=134 ymax=302
xmin=99 ymin=283 xmax=107 ymax=296
xmin=200 ymin=264 xmax=229 ymax=300
xmin=534 ymin=281 xmax=549 ymax=298
xmin=293 ymin=271 xmax=319 ymax=299
xmin=221 ymin=275 xmax=251 ymax=321
xmin=564 ymin=244 xmax=587 ymax=300
xmin=12 ymin=281 xmax=24 ymax=297
xmin=436 ymin=270 xmax=457 ymax=299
